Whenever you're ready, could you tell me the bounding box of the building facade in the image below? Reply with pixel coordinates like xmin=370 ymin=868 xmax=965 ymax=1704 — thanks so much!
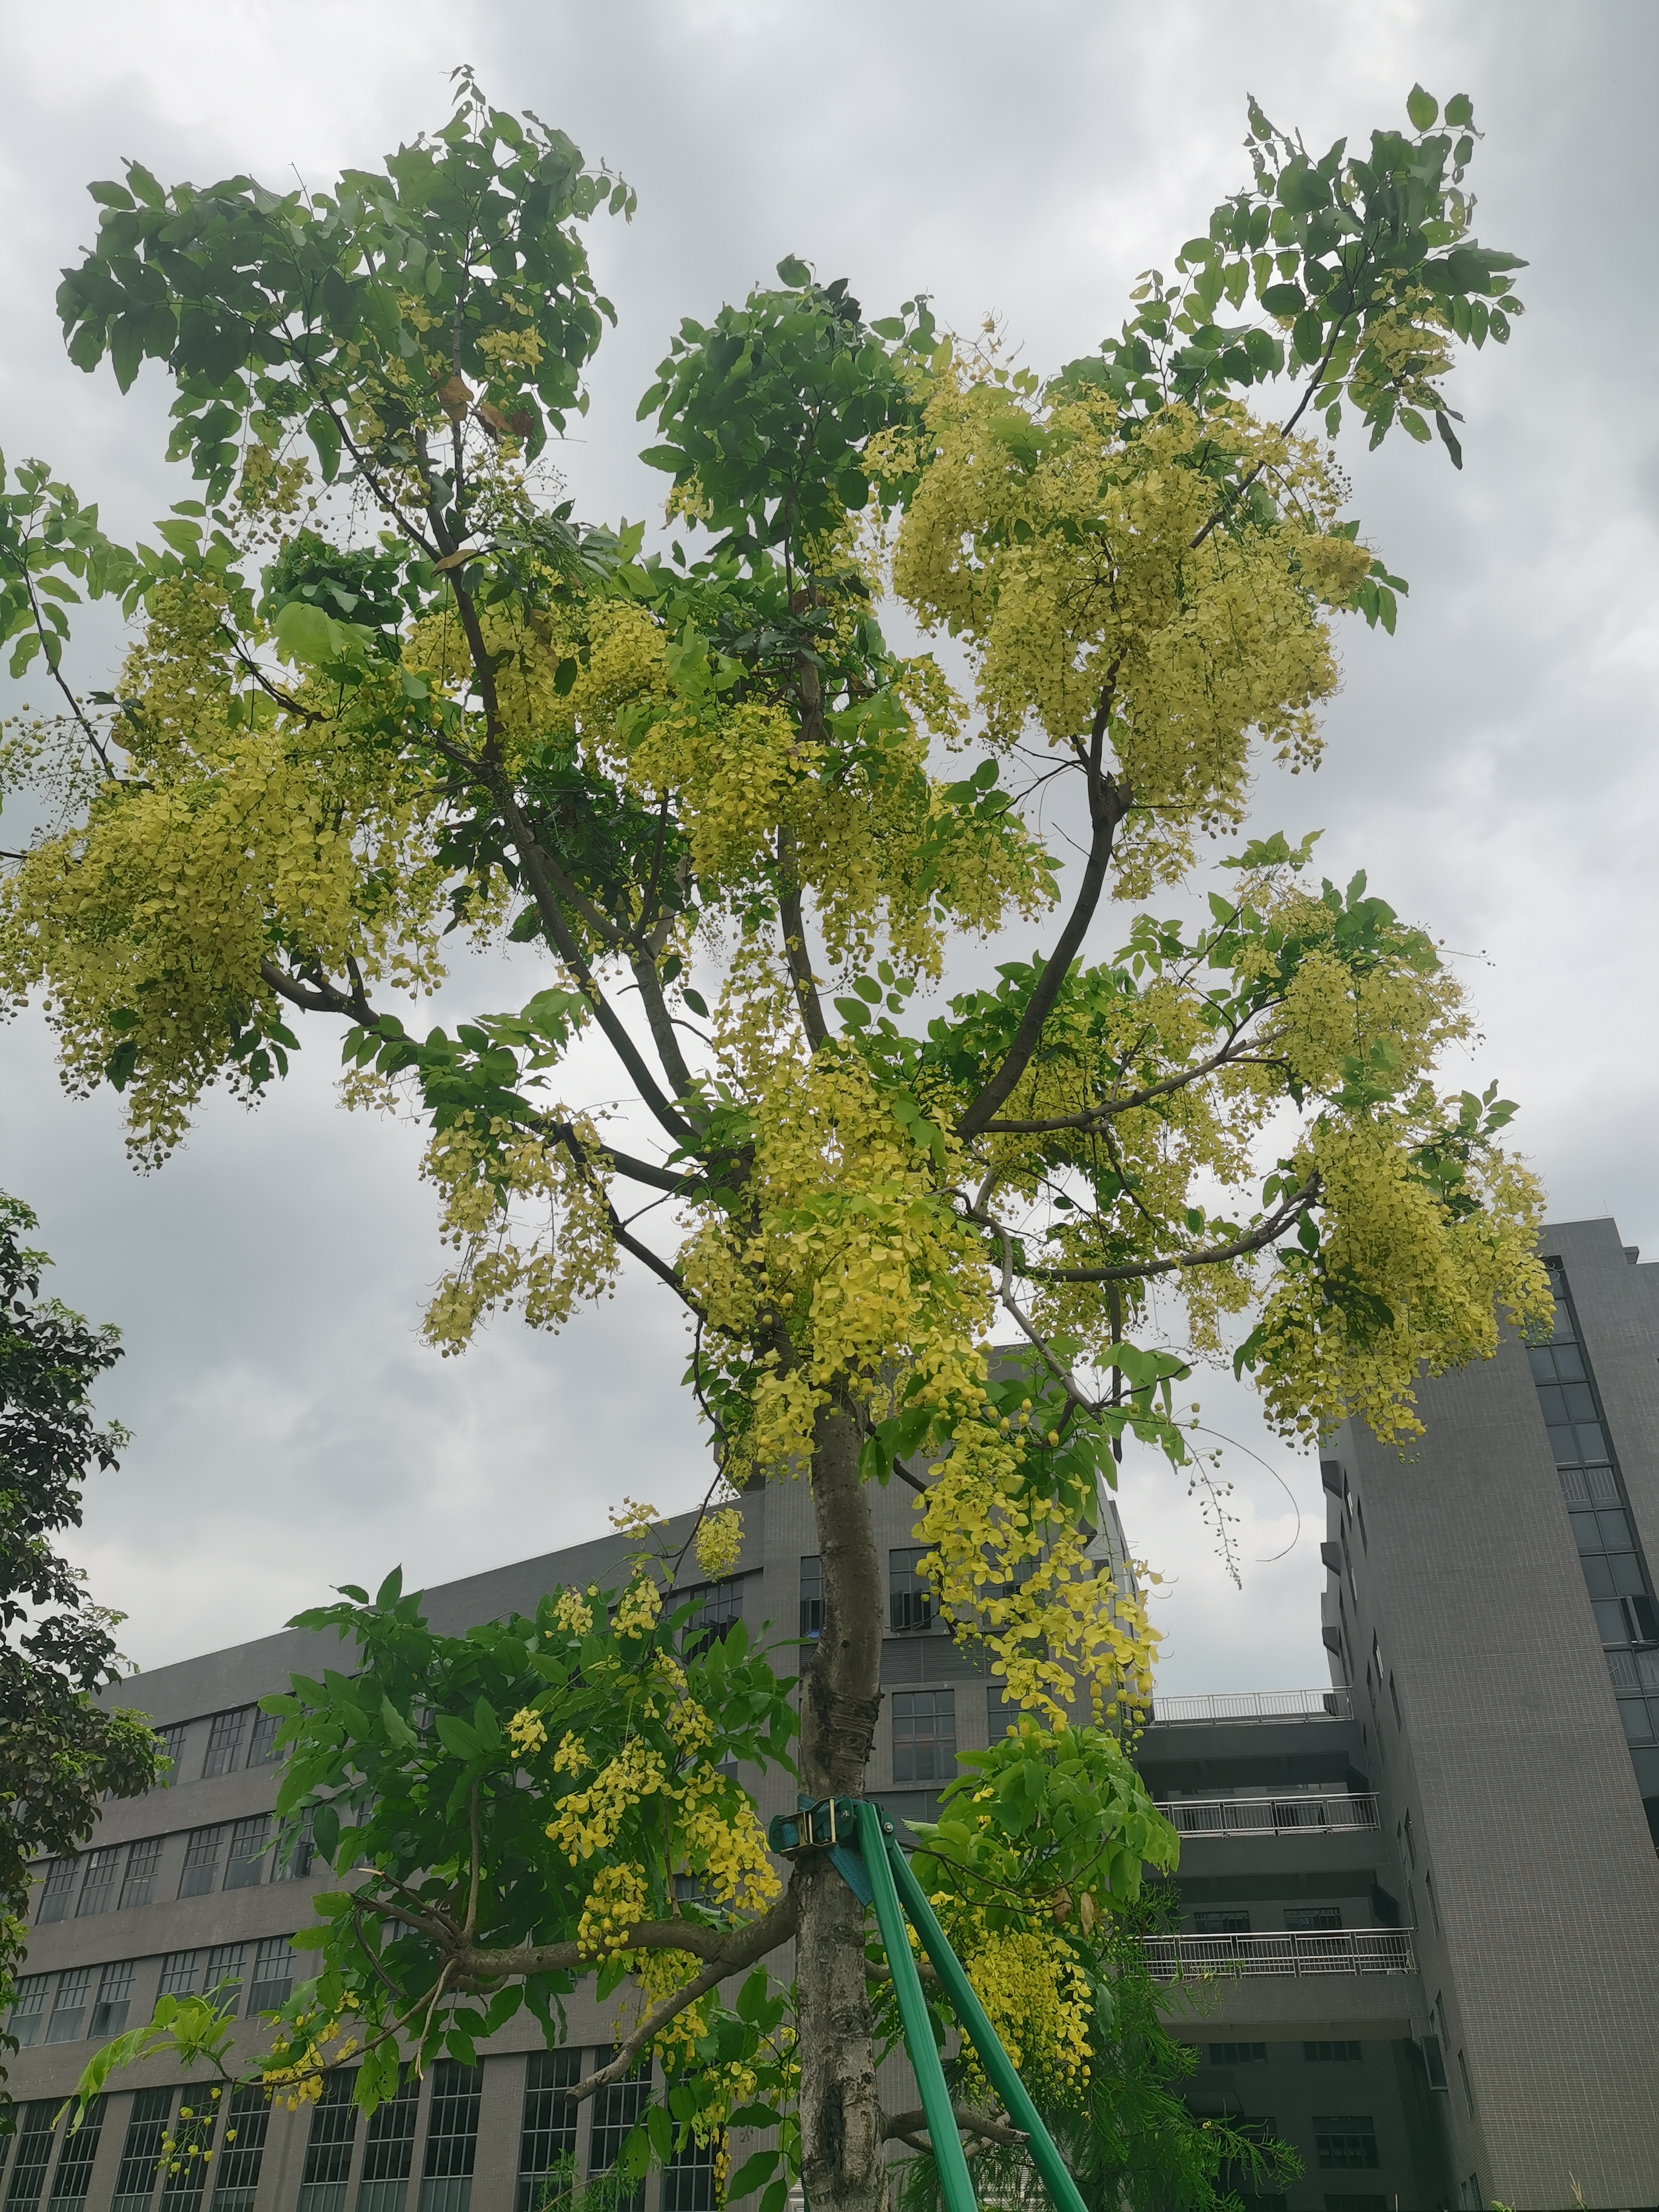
xmin=5 ymin=1216 xmax=1657 ymax=2211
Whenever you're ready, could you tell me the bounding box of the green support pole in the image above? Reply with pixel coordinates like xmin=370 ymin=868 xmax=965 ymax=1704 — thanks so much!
xmin=883 ymin=1828 xmax=1090 ymax=2212
xmin=854 ymin=1801 xmax=980 ymax=2212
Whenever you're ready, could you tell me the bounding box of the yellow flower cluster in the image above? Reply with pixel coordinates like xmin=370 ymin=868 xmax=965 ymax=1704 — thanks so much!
xmin=577 ymin=1861 xmax=650 ymax=1957
xmin=612 ymin=1575 xmax=662 ymax=1640
xmin=508 ymin=1708 xmax=548 ymax=1759
xmin=546 ymin=1737 xmax=669 ymax=1860
xmin=692 ymin=1506 xmax=744 ymax=1580
xmin=928 ymin=1901 xmax=1094 ymax=2103
xmin=554 ymin=1732 xmax=589 ymax=1775
xmin=552 ymin=1587 xmax=595 ymax=1636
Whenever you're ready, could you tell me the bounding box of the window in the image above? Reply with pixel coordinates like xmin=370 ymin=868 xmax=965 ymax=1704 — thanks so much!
xmin=179 ymin=1827 xmax=225 ymax=1898
xmin=112 ymin=2087 xmax=174 ymax=2212
xmin=202 ymin=1709 xmax=250 ymax=1778
xmin=45 ymin=1969 xmax=92 ymax=2044
xmin=76 ymin=1846 xmax=121 ymax=1917
xmin=203 ymin=1945 xmax=244 ymax=2013
xmin=420 ymin=2060 xmax=482 ymax=2212
xmin=92 ymin=1961 xmax=136 ymax=2037
xmin=8 ymin=1974 xmax=48 ymax=2049
xmin=224 ymin=1817 xmax=269 ymax=1891
xmin=891 ymin=1690 xmax=955 ymax=1785
xmin=889 ymin=1547 xmax=933 ymax=1632
xmin=1285 ymin=1907 xmax=1342 ymax=1932
xmin=249 ymin=1936 xmax=300 ymax=2014
xmin=1457 ymin=2046 xmax=1475 ymax=2117
xmin=298 ymin=2071 xmax=360 ymax=2212
xmin=680 ymin=1579 xmax=745 ymax=1661
xmin=662 ymin=2131 xmax=719 ymax=2212
xmin=5 ymin=2102 xmax=58 ymax=2212
xmin=159 ymin=2094 xmax=219 ymax=2212
xmin=274 ymin=1808 xmax=316 ymax=1882
xmin=1313 ymin=2117 xmax=1379 ymax=2171
xmin=152 ymin=1723 xmax=187 ymax=1789
xmin=587 ymin=2062 xmax=649 ymax=2212
xmin=120 ymin=1837 xmax=165 ymax=1911
xmin=357 ymin=2071 xmax=420 ymax=2212
xmin=1458 ymin=2177 xmax=1482 ymax=2212
xmin=1304 ymin=2042 xmax=1362 ymax=2063
xmin=36 ymin=1857 xmax=75 ymax=1925
xmin=210 ymin=2083 xmax=271 ymax=2212
xmin=517 ymin=2049 xmax=581 ymax=2212
xmin=1354 ymin=1494 xmax=1368 ymax=1552
xmin=246 ymin=1708 xmax=284 ymax=1767
xmin=1193 ymin=1909 xmax=1250 ymax=1935
xmin=987 ymin=1686 xmax=1015 ymax=1739
xmin=1424 ymin=1868 xmax=1442 ymax=1934
xmin=47 ymin=2094 xmax=105 ymax=2207
xmin=1421 ymin=2034 xmax=1449 ymax=2091
xmin=1402 ymin=1810 xmax=1416 ymax=1868
xmin=799 ymin=1556 xmax=823 ymax=1640
xmin=1208 ymin=2043 xmax=1267 ymax=2065
xmin=160 ymin=1952 xmax=203 ymax=1999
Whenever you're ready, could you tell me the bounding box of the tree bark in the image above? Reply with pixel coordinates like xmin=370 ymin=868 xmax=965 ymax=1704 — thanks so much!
xmin=794 ymin=1401 xmax=886 ymax=2212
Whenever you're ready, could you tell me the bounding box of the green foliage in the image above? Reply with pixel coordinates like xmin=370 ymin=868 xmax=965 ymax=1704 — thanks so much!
xmin=0 ymin=1195 xmax=160 ymax=2097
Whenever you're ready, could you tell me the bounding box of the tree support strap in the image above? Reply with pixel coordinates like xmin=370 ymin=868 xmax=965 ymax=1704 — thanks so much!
xmin=768 ymin=1797 xmax=1088 ymax=2212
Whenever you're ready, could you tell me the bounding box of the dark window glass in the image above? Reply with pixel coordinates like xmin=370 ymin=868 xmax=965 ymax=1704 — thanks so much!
xmin=662 ymin=2132 xmax=718 ymax=2212
xmin=299 ymin=2071 xmax=360 ymax=2212
xmin=112 ymin=2086 xmax=174 ymax=2212
xmin=1313 ymin=2118 xmax=1379 ymax=2171
xmin=420 ymin=2060 xmax=482 ymax=2212
xmin=120 ymin=1836 xmax=165 ymax=1910
xmin=1208 ymin=2043 xmax=1267 ymax=2065
xmin=1594 ymin=1600 xmax=1628 ymax=1644
xmin=1458 ymin=2048 xmax=1475 ymax=2117
xmin=92 ymin=1961 xmax=135 ymax=2037
xmin=157 ymin=2092 xmax=218 ymax=2212
xmin=1285 ymin=1907 xmax=1342 ymax=1931
xmin=159 ymin=1952 xmax=201 ymax=2000
xmin=1526 ymin=1346 xmax=1555 ymax=1384
xmin=517 ymin=2050 xmax=581 ymax=2212
xmin=274 ymin=1808 xmax=316 ymax=1881
xmin=224 ymin=1817 xmax=269 ymax=1891
xmin=799 ymin=1557 xmax=823 ymax=1640
xmin=1633 ymin=1594 xmax=1659 ymax=1643
xmin=1570 ymin=1513 xmax=1600 ymax=1553
xmin=47 ymin=2096 xmax=105 ymax=2207
xmin=45 ymin=1969 xmax=92 ymax=2045
xmin=246 ymin=1709 xmax=284 ymax=1768
xmin=1618 ymin=1700 xmax=1657 ymax=1745
xmin=211 ymin=2083 xmax=270 ymax=2212
xmin=1193 ymin=1909 xmax=1251 ymax=1935
xmin=1304 ymin=2042 xmax=1363 ymax=2063
xmin=358 ymin=2071 xmax=420 ymax=2212
xmin=1598 ymin=1510 xmax=1633 ymax=1547
xmin=587 ymin=2062 xmax=649 ymax=2212
xmin=891 ymin=1690 xmax=955 ymax=1784
xmin=5 ymin=2102 xmax=59 ymax=2212
xmin=680 ymin=1580 xmax=745 ymax=1661
xmin=7 ymin=1975 xmax=47 ymax=2048
xmin=249 ymin=1936 xmax=299 ymax=2014
xmin=202 ymin=1711 xmax=249 ymax=1779
xmin=1581 ymin=1555 xmax=1617 ymax=1600
xmin=76 ymin=1846 xmax=121 ymax=1917
xmin=889 ymin=1547 xmax=933 ymax=1633
xmin=36 ymin=1858 xmax=75 ymax=1925
xmin=178 ymin=1828 xmax=224 ymax=1899
xmin=203 ymin=1945 xmax=244 ymax=2014
xmin=1562 ymin=1382 xmax=1597 ymax=1422
xmin=1536 ymin=1384 xmax=1567 ymax=1426
xmin=152 ymin=1723 xmax=187 ymax=1789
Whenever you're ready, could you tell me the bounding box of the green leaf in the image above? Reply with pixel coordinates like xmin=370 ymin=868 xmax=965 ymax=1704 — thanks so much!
xmin=1444 ymin=92 xmax=1474 ymax=127
xmin=775 ymin=255 xmax=811 ymax=287
xmin=725 ymin=2152 xmax=780 ymax=2200
xmin=1406 ymin=84 xmax=1439 ymax=130
xmin=1292 ymin=311 xmax=1325 ymax=366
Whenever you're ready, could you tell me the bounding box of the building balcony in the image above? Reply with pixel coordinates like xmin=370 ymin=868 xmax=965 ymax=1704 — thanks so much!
xmin=1156 ymin=1791 xmax=1380 ymax=1838
xmin=1149 ymin=1687 xmax=1351 ymax=1725
xmin=1144 ymin=1928 xmax=1416 ymax=1980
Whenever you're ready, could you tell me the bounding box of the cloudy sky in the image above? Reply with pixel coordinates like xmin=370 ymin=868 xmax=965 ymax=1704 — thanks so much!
xmin=2 ymin=0 xmax=1654 ymax=1693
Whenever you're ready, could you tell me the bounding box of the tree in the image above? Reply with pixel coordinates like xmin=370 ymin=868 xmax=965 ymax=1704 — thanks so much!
xmin=4 ymin=71 xmax=1543 ymax=2212
xmin=0 ymin=1195 xmax=160 ymax=2099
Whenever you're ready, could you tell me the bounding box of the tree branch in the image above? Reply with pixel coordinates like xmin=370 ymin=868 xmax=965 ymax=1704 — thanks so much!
xmin=566 ymin=1889 xmax=799 ymax=2105
xmin=776 ymin=824 xmax=830 ymax=1050
xmin=957 ymin=667 xmax=1127 ymax=1137
xmin=883 ymin=2108 xmax=1027 ymax=2149
xmin=1022 ymin=1170 xmax=1322 ymax=1284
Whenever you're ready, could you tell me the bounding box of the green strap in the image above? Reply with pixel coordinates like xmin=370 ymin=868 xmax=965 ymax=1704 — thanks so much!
xmin=854 ymin=1801 xmax=980 ymax=2212
xmin=883 ymin=1829 xmax=1089 ymax=2212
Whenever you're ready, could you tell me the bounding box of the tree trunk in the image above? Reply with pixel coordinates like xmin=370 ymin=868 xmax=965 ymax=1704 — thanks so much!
xmin=794 ymin=1401 xmax=886 ymax=2212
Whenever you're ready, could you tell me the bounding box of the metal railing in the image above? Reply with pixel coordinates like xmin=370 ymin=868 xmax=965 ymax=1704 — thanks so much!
xmin=1156 ymin=1792 xmax=1379 ymax=1838
xmin=1143 ymin=1929 xmax=1415 ymax=1981
xmin=1149 ymin=1687 xmax=1350 ymax=1724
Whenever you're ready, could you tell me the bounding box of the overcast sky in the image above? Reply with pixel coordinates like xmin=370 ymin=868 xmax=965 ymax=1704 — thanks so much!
xmin=2 ymin=0 xmax=1654 ymax=1694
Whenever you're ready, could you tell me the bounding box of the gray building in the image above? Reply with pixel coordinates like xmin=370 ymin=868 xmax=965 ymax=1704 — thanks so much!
xmin=5 ymin=1218 xmax=1658 ymax=2212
